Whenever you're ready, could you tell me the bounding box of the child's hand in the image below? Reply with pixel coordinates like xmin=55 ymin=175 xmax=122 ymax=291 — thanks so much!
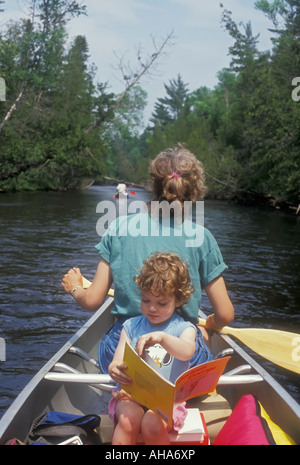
xmin=135 ymin=331 xmax=164 ymax=357
xmin=108 ymin=361 xmax=132 ymax=386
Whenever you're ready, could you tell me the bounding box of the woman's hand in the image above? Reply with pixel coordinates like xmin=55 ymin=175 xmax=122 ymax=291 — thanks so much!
xmin=108 ymin=361 xmax=132 ymax=386
xmin=61 ymin=267 xmax=83 ymax=295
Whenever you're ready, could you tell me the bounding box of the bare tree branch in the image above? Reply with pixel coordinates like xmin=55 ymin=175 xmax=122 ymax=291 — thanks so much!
xmin=85 ymin=30 xmax=175 ymax=134
xmin=0 ymin=84 xmax=27 ymax=133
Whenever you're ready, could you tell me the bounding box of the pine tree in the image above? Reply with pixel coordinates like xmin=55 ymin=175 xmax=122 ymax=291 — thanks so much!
xmin=151 ymin=74 xmax=190 ymax=125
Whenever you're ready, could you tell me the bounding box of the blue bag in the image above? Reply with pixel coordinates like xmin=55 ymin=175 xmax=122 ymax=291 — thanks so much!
xmin=26 ymin=410 xmax=101 ymax=445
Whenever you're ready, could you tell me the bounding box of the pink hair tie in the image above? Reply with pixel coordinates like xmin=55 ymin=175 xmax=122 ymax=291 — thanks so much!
xmin=171 ymin=173 xmax=180 ymax=178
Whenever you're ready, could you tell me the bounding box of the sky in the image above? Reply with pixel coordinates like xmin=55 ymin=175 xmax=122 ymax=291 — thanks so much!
xmin=0 ymin=0 xmax=274 ymax=124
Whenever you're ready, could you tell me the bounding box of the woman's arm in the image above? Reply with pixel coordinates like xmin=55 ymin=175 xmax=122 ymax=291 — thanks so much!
xmin=204 ymin=276 xmax=234 ymax=330
xmin=61 ymin=259 xmax=113 ymax=312
xmin=135 ymin=327 xmax=196 ymax=361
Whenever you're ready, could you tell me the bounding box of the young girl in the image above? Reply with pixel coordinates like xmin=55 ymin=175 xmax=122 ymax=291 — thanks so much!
xmin=62 ymin=144 xmax=234 ymax=371
xmin=108 ymin=252 xmax=197 ymax=445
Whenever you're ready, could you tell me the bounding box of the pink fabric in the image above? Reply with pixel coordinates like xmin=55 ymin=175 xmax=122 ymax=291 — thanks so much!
xmin=172 ymin=402 xmax=187 ymax=431
xmin=108 ymin=389 xmax=187 ymax=430
xmin=108 ymin=391 xmax=118 ymax=423
xmin=213 ymin=394 xmax=270 ymax=445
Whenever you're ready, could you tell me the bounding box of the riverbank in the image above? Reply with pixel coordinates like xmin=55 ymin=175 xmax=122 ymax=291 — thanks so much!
xmin=99 ymin=177 xmax=300 ymax=216
xmin=210 ymin=190 xmax=300 ymax=216
xmin=1 ymin=175 xmax=299 ymax=216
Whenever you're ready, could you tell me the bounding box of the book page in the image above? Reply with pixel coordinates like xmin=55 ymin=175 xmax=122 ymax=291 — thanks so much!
xmin=174 ymin=357 xmax=230 ymax=405
xmin=121 ymin=342 xmax=175 ymax=426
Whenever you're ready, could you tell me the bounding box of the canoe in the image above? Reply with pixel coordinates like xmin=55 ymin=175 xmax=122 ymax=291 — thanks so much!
xmin=0 ymin=295 xmax=299 ymax=445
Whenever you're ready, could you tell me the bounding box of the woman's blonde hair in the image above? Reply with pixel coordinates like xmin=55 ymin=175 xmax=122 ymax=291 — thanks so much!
xmin=150 ymin=144 xmax=206 ymax=204
xmin=134 ymin=252 xmax=194 ymax=307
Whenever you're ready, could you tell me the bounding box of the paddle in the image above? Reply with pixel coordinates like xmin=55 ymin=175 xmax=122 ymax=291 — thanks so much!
xmin=82 ymin=276 xmax=115 ymax=298
xmin=198 ymin=318 xmax=300 ymax=375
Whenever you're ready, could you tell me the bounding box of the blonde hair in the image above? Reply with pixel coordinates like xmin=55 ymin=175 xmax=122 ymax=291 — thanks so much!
xmin=134 ymin=252 xmax=194 ymax=307
xmin=150 ymin=144 xmax=206 ymax=204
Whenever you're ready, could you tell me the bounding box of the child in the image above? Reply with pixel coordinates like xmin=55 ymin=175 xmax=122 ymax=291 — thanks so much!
xmin=108 ymin=252 xmax=197 ymax=445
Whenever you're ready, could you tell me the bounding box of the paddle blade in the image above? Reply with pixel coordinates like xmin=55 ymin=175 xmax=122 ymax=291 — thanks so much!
xmin=129 ymin=190 xmax=136 ymax=195
xmin=198 ymin=319 xmax=300 ymax=374
xmin=229 ymin=327 xmax=300 ymax=374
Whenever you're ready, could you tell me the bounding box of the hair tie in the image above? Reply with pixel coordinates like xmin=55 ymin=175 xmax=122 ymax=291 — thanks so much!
xmin=171 ymin=173 xmax=180 ymax=178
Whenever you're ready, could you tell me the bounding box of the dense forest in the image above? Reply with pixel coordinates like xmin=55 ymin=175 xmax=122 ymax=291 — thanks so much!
xmin=0 ymin=1 xmax=299 ymax=210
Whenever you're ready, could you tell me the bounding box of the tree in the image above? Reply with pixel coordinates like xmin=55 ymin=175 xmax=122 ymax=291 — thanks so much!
xmin=221 ymin=7 xmax=261 ymax=75
xmin=150 ymin=74 xmax=190 ymax=125
xmin=255 ymin=0 xmax=300 ymax=79
xmin=85 ymin=31 xmax=175 ymax=134
xmin=0 ymin=2 xmax=95 ymax=190
xmin=0 ymin=2 xmax=175 ymax=191
xmin=219 ymin=2 xmax=300 ymax=200
xmin=0 ymin=0 xmax=86 ymax=134
xmin=103 ymin=86 xmax=148 ymax=182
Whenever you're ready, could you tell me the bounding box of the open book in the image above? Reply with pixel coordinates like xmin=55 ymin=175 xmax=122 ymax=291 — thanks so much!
xmin=120 ymin=342 xmax=230 ymax=428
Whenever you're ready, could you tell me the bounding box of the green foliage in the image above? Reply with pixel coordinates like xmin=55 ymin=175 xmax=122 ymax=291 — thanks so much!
xmin=0 ymin=0 xmax=299 ymax=203
xmin=150 ymin=74 xmax=190 ymax=125
xmin=0 ymin=2 xmax=109 ymax=191
xmin=138 ymin=3 xmax=300 ymax=202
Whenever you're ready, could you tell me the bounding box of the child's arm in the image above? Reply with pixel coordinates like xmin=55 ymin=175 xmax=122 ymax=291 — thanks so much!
xmin=204 ymin=276 xmax=234 ymax=330
xmin=135 ymin=327 xmax=196 ymax=362
xmin=108 ymin=328 xmax=132 ymax=386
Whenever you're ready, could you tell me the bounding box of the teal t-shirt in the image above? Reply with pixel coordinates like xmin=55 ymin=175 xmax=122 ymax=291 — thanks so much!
xmin=95 ymin=212 xmax=227 ymax=324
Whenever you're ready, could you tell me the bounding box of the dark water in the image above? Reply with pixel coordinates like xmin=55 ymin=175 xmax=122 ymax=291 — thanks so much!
xmin=0 ymin=186 xmax=299 ymax=419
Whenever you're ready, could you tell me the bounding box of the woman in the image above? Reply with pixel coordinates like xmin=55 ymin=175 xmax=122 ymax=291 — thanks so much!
xmin=62 ymin=144 xmax=234 ymax=372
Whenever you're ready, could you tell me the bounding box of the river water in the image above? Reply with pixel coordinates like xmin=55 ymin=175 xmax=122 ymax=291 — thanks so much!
xmin=0 ymin=185 xmax=299 ymax=419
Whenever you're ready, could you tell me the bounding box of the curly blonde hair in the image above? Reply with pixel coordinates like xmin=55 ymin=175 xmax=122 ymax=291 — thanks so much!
xmin=134 ymin=252 xmax=194 ymax=307
xmin=150 ymin=144 xmax=206 ymax=204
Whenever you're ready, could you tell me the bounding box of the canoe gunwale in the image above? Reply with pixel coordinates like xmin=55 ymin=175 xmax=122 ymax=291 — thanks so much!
xmin=0 ymin=297 xmax=115 ymax=444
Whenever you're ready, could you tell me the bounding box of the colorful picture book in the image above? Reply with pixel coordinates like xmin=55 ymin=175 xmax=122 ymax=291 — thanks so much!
xmin=121 ymin=342 xmax=230 ymax=428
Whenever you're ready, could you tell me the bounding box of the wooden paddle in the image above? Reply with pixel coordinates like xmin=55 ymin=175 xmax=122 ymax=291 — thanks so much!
xmin=82 ymin=276 xmax=115 ymax=298
xmin=198 ymin=318 xmax=300 ymax=374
